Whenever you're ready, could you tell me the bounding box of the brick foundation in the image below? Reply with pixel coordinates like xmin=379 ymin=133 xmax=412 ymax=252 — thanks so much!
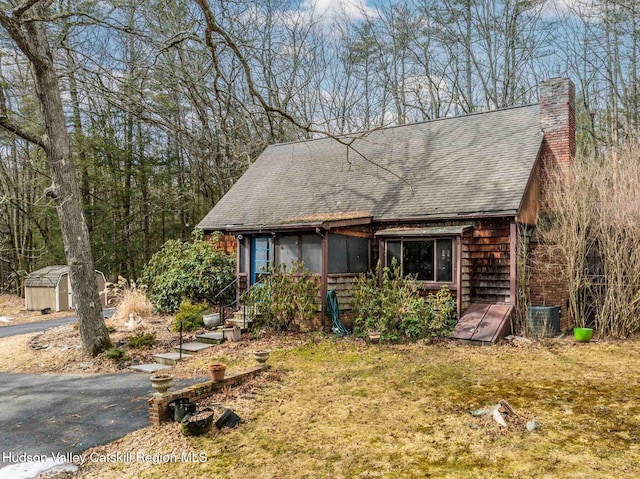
xmin=148 ymin=365 xmax=268 ymax=426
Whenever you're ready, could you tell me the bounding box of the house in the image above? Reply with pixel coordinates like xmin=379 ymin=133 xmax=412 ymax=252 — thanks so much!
xmin=198 ymin=78 xmax=574 ymax=337
xmin=24 ymin=265 xmax=108 ymax=312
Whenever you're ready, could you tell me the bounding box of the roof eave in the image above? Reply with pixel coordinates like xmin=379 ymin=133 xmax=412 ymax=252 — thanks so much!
xmin=375 ymin=210 xmax=519 ymax=223
xmin=202 ymin=211 xmax=518 ymax=235
xmin=516 ymin=133 xmax=545 ymax=221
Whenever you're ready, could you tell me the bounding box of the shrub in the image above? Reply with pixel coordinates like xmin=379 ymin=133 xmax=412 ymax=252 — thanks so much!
xmin=105 ymin=347 xmax=127 ymax=360
xmin=426 ymin=285 xmax=457 ymax=338
xmin=400 ymin=298 xmax=434 ymax=341
xmin=127 ymin=331 xmax=157 ymax=349
xmin=140 ymin=230 xmax=236 ymax=313
xmin=172 ymin=299 xmax=208 ymax=332
xmin=111 ymin=277 xmax=155 ymax=322
xmin=247 ymin=261 xmax=320 ymax=331
xmin=352 ymin=261 xmax=457 ymax=342
xmin=538 ymin=145 xmax=640 ymax=337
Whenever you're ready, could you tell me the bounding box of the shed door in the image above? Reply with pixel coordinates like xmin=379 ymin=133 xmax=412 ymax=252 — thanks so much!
xmin=58 ymin=273 xmax=69 ymax=311
xmin=251 ymin=237 xmax=273 ymax=285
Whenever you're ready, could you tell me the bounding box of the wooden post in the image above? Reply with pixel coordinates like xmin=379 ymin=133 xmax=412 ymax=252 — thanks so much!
xmin=321 ymin=231 xmax=328 ymax=330
xmin=509 ymin=221 xmax=517 ymax=307
xmin=378 ymin=239 xmax=385 ymax=284
xmin=456 ymin=236 xmax=462 ymax=317
xmin=236 ymin=236 xmax=241 ymax=302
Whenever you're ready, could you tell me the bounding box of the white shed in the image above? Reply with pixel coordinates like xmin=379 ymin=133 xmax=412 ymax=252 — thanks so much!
xmin=24 ymin=265 xmax=107 ymax=311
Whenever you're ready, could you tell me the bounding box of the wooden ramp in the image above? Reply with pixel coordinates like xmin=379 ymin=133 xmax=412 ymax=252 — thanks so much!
xmin=451 ymin=303 xmax=513 ymax=345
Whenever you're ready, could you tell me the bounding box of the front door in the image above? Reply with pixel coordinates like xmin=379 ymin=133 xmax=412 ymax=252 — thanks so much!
xmin=251 ymin=236 xmax=273 ymax=285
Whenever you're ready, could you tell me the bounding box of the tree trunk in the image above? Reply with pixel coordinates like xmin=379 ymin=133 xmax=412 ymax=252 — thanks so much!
xmin=34 ymin=63 xmax=112 ymax=356
xmin=0 ymin=4 xmax=111 ymax=356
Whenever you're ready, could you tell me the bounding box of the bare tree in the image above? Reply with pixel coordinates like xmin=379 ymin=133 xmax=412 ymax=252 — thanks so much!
xmin=0 ymin=1 xmax=111 ymax=355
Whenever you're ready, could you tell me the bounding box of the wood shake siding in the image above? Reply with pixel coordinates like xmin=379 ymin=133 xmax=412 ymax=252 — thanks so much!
xmin=327 ymin=274 xmax=359 ymax=311
xmin=463 ymin=219 xmax=512 ymax=305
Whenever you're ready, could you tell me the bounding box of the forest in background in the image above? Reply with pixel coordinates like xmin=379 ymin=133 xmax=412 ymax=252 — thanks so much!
xmin=1 ymin=0 xmax=638 ymax=293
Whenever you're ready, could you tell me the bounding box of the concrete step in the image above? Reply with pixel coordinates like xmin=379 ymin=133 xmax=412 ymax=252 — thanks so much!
xmin=129 ymin=363 xmax=171 ymax=373
xmin=232 ymin=311 xmax=251 ymax=321
xmin=173 ymin=341 xmax=214 ymax=354
xmin=227 ymin=317 xmax=253 ymax=330
xmin=232 ymin=306 xmax=259 ymax=319
xmin=153 ymin=352 xmax=192 ymax=366
xmin=195 ymin=332 xmax=225 ymax=344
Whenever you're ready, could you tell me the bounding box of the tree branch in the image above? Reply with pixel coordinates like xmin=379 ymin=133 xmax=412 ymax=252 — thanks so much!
xmin=0 ymin=5 xmax=44 ymax=66
xmin=0 ymin=116 xmax=45 ymax=148
xmin=12 ymin=0 xmax=41 ymax=19
xmin=193 ymin=0 xmax=411 ymax=188
xmin=194 ymin=0 xmax=308 ymax=132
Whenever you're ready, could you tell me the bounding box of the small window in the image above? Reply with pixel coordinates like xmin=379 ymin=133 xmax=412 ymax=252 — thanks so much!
xmin=436 ymin=240 xmax=453 ymax=282
xmin=276 ymin=234 xmax=322 ymax=274
xmin=328 ymin=234 xmax=369 ymax=274
xmin=301 ymin=235 xmax=322 ymax=273
xmin=387 ymin=238 xmax=454 ymax=282
xmin=278 ymin=236 xmax=299 ymax=269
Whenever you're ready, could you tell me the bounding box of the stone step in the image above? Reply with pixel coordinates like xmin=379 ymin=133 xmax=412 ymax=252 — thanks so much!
xmin=227 ymin=317 xmax=253 ymax=330
xmin=195 ymin=332 xmax=225 ymax=344
xmin=232 ymin=311 xmax=251 ymax=321
xmin=129 ymin=363 xmax=171 ymax=373
xmin=232 ymin=306 xmax=259 ymax=319
xmin=173 ymin=341 xmax=214 ymax=354
xmin=153 ymin=352 xmax=192 ymax=366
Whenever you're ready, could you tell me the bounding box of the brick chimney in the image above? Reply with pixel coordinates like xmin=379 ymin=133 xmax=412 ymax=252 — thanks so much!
xmin=539 ymin=77 xmax=576 ymax=172
xmin=528 ymin=78 xmax=576 ymax=323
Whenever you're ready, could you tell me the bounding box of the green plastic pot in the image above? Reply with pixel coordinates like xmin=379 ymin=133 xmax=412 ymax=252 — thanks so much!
xmin=573 ymin=327 xmax=593 ymax=342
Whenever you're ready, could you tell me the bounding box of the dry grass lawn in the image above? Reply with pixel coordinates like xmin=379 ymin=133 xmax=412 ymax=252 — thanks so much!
xmin=73 ymin=336 xmax=640 ymax=479
xmin=0 ymin=314 xmax=310 ymax=375
xmin=0 ymin=293 xmax=72 ymax=326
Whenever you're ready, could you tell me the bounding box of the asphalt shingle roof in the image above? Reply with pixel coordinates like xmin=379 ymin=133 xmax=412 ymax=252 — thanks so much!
xmin=198 ymin=104 xmax=543 ymax=231
xmin=25 ymin=265 xmax=70 ymax=287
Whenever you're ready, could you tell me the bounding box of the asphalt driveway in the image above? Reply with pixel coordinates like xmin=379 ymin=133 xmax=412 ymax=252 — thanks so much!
xmin=0 ymin=371 xmax=204 ymax=465
xmin=0 ymin=308 xmax=115 ymax=338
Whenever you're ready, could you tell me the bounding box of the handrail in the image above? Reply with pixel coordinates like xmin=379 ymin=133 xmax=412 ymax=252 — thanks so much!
xmin=213 ymin=277 xmax=238 ymax=302
xmin=218 ymin=275 xmax=267 ymax=330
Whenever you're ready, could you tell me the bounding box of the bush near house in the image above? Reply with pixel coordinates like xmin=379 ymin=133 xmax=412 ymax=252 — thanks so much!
xmin=539 ymin=144 xmax=640 ymax=337
xmin=171 ymin=299 xmax=208 ymax=332
xmin=351 ymin=261 xmax=456 ymax=342
xmin=140 ymin=231 xmax=236 ymax=313
xmin=247 ymin=261 xmax=320 ymax=332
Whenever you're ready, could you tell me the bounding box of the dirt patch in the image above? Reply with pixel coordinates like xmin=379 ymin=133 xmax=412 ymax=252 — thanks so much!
xmin=0 ymin=293 xmax=73 ymax=326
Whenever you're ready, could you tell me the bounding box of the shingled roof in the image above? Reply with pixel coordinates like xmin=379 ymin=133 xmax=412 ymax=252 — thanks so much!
xmin=198 ymin=104 xmax=543 ymax=231
xmin=25 ymin=265 xmax=70 ymax=287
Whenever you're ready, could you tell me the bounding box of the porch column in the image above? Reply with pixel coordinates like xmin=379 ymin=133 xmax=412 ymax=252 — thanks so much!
xmin=456 ymin=236 xmax=462 ymax=317
xmin=510 ymin=221 xmax=517 ymax=307
xmin=321 ymin=231 xmax=328 ymax=330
